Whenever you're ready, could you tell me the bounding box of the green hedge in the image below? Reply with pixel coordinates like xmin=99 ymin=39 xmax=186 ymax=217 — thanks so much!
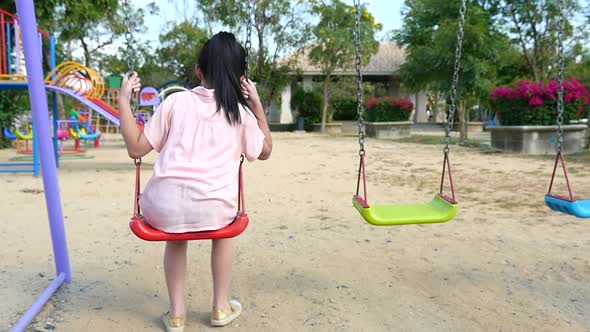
xmin=291 ymin=88 xmax=322 ymax=131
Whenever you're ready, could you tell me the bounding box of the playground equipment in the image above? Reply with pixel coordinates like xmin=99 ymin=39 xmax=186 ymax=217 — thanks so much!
xmin=9 ymin=2 xmax=70 ymax=331
xmin=0 ymin=122 xmax=39 ymax=175
xmin=125 ymin=0 xmax=253 ymax=241
xmin=3 ymin=127 xmax=16 ymax=140
xmin=55 ymin=119 xmax=87 ymax=154
xmin=0 ymin=8 xmax=50 ymax=175
xmin=159 ymin=85 xmax=189 ymax=101
xmin=544 ymin=0 xmax=590 ymax=218
xmin=1 ymin=9 xmax=121 ymax=174
xmin=351 ymin=0 xmax=464 ymax=225
xmin=15 ymin=122 xmax=34 ymax=154
xmin=70 ymin=109 xmax=101 ymax=141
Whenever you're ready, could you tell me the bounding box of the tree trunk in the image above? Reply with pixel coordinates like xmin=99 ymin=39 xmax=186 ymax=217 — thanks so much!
xmin=458 ymin=100 xmax=468 ymax=145
xmin=257 ymin=28 xmax=264 ymax=82
xmin=79 ymin=38 xmax=91 ymax=67
xmin=321 ymin=74 xmax=330 ymax=133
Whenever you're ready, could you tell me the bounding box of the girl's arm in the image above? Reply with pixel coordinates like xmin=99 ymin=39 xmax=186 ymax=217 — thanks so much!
xmin=241 ymin=78 xmax=272 ymax=160
xmin=119 ymin=72 xmax=152 ymax=159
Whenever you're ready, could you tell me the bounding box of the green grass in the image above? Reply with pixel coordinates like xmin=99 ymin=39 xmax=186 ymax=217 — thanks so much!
xmin=394 ymin=135 xmax=483 ymax=148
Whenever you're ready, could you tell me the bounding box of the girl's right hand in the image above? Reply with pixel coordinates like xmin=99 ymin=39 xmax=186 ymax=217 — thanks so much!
xmin=241 ymin=77 xmax=262 ymax=111
xmin=120 ymin=71 xmax=141 ymax=101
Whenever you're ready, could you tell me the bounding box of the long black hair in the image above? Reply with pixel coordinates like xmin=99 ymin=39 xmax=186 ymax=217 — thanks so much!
xmin=198 ymin=32 xmax=247 ymax=125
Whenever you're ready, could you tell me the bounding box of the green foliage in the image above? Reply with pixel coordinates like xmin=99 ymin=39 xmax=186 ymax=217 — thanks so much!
xmin=568 ymin=54 xmax=590 ymax=88
xmin=158 ymin=20 xmax=209 ymax=86
xmin=309 ymin=0 xmax=380 ymax=74
xmin=395 ymin=0 xmax=507 ymax=100
xmin=493 ymin=98 xmax=578 ymax=126
xmin=0 ymin=91 xmax=29 ymax=148
xmin=309 ymin=0 xmax=380 ymax=130
xmin=196 ymin=0 xmax=314 ymax=107
xmin=332 ymin=97 xmax=357 ymax=121
xmin=57 ymin=0 xmax=120 ymax=66
xmin=496 ymin=0 xmax=581 ymax=82
xmin=291 ymin=88 xmax=322 ymax=130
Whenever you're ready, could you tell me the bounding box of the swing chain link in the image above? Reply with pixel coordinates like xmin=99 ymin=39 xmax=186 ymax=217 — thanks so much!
xmin=245 ymin=0 xmax=253 ymax=79
xmin=445 ymin=0 xmax=467 ymax=153
xmin=122 ymin=0 xmax=137 ymax=116
xmin=122 ymin=0 xmax=141 ymax=166
xmin=353 ymin=0 xmax=365 ymax=157
xmin=556 ymin=0 xmax=566 ymax=153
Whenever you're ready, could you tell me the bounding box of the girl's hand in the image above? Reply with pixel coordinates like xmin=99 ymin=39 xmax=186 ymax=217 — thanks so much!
xmin=120 ymin=71 xmax=142 ymax=101
xmin=241 ymin=77 xmax=262 ymax=111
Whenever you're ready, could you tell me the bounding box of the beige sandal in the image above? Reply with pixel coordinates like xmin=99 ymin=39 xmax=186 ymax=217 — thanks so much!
xmin=210 ymin=299 xmax=242 ymax=327
xmin=162 ymin=312 xmax=185 ymax=332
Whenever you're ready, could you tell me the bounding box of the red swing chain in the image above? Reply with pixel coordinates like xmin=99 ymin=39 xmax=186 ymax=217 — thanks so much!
xmin=548 ymin=151 xmax=574 ymax=201
xmin=439 ymin=151 xmax=457 ymax=203
xmin=547 ymin=0 xmax=575 ymax=202
xmin=353 ymin=0 xmax=368 ymax=206
xmin=438 ymin=0 xmax=466 ymax=204
xmin=353 ymin=0 xmax=465 ymax=206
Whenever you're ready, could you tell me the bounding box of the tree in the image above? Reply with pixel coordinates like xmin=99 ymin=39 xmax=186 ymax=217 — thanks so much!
xmin=195 ymin=0 xmax=314 ymax=113
xmin=56 ymin=1 xmax=156 ymax=67
xmin=395 ymin=0 xmax=509 ymax=144
xmin=495 ymin=0 xmax=582 ymax=82
xmin=157 ymin=20 xmax=210 ymax=86
xmin=309 ymin=0 xmax=380 ymax=132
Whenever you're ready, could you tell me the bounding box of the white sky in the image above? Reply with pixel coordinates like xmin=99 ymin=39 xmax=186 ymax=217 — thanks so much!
xmin=131 ymin=0 xmax=404 ymax=45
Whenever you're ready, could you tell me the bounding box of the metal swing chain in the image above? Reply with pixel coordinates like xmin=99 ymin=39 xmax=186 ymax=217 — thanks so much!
xmin=353 ymin=0 xmax=365 ymax=157
xmin=556 ymin=0 xmax=566 ymax=152
xmin=244 ymin=0 xmax=253 ymax=79
xmin=123 ymin=0 xmax=138 ymax=117
xmin=444 ymin=0 xmax=467 ymax=154
xmin=122 ymin=0 xmax=141 ymax=167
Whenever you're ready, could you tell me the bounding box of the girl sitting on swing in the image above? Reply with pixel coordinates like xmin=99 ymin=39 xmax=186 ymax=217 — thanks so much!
xmin=119 ymin=31 xmax=272 ymax=331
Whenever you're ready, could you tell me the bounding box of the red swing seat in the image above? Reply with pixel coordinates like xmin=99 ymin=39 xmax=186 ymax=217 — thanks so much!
xmin=130 ymin=214 xmax=249 ymax=241
xmin=129 ymin=157 xmax=249 ymax=241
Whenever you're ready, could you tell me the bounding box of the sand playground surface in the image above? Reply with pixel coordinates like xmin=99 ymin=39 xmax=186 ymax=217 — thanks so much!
xmin=1 ymin=132 xmax=589 ymax=331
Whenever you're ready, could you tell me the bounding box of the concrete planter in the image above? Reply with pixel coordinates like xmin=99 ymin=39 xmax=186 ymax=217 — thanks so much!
xmin=487 ymin=124 xmax=587 ymax=154
xmin=312 ymin=122 xmax=343 ymax=135
xmin=453 ymin=121 xmax=485 ymax=133
xmin=340 ymin=121 xmax=359 ymax=135
xmin=365 ymin=121 xmax=412 ymax=139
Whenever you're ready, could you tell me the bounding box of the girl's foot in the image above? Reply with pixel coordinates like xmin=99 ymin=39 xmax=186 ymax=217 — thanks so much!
xmin=162 ymin=312 xmax=185 ymax=332
xmin=210 ymin=299 xmax=242 ymax=327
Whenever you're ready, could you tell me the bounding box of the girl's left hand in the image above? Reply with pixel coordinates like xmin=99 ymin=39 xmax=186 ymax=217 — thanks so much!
xmin=120 ymin=71 xmax=142 ymax=100
xmin=241 ymin=77 xmax=261 ymax=110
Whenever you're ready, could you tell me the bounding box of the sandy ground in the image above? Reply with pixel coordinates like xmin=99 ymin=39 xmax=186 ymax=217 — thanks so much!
xmin=1 ymin=132 xmax=589 ymax=332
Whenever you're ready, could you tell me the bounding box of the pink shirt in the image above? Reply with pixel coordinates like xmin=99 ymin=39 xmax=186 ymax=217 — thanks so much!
xmin=139 ymin=86 xmax=264 ymax=233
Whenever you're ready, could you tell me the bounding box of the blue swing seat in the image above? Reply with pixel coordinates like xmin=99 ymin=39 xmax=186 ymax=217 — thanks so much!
xmin=545 ymin=194 xmax=590 ymax=218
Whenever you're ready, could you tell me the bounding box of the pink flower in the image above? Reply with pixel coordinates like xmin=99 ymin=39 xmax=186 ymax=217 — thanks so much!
xmin=491 ymin=86 xmax=513 ymax=99
xmin=529 ymin=96 xmax=544 ymax=106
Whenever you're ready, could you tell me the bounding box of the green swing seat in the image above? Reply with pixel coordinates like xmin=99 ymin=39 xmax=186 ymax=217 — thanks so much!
xmin=353 ymin=194 xmax=459 ymax=226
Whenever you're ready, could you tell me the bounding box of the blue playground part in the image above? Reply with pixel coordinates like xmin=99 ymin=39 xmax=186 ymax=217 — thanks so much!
xmin=3 ymin=127 xmax=16 ymax=140
xmin=545 ymin=195 xmax=590 ymax=218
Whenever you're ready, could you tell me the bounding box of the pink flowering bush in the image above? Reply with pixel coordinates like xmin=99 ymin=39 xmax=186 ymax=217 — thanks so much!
xmin=490 ymin=78 xmax=590 ymax=125
xmin=366 ymin=96 xmax=414 ymax=122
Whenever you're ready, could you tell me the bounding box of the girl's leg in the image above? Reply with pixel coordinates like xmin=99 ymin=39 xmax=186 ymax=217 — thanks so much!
xmin=211 ymin=238 xmax=233 ymax=309
xmin=164 ymin=240 xmax=188 ymax=317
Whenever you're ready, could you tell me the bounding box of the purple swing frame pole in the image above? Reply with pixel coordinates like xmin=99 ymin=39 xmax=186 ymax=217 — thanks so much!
xmin=11 ymin=1 xmax=71 ymax=331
